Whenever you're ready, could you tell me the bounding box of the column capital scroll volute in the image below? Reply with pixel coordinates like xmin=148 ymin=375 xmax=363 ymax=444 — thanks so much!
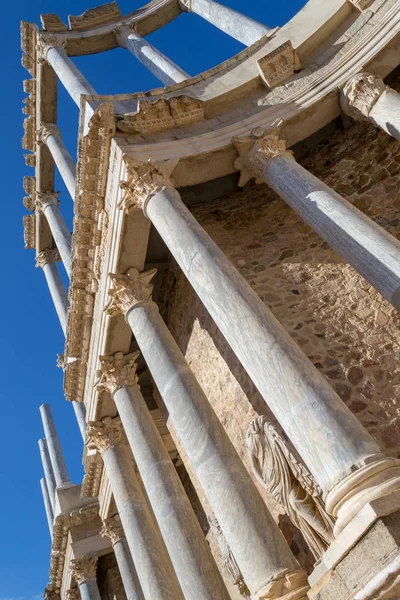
xmin=36 ymin=247 xmax=61 ymax=268
xmin=232 ymin=120 xmax=291 ymax=187
xmin=105 ymin=267 xmax=157 ymax=318
xmin=95 ymin=350 xmax=140 ymax=395
xmin=341 ymin=71 xmax=388 ymax=122
xmin=118 ymin=156 xmax=178 ymax=216
xmin=86 ymin=417 xmax=127 ymax=454
xmin=69 ymin=555 xmax=98 ymax=585
xmin=100 ymin=514 xmax=124 ymax=545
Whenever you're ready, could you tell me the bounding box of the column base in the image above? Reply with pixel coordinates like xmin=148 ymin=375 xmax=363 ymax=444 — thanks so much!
xmin=325 ymin=457 xmax=400 ymax=536
xmin=253 ymin=570 xmax=309 ymax=599
xmin=308 ymin=491 xmax=400 ymax=600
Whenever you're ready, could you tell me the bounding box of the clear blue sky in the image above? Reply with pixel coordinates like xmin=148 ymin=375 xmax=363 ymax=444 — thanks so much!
xmin=1 ymin=1 xmax=306 ymax=598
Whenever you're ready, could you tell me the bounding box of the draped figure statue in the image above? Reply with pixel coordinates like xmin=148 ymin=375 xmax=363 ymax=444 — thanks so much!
xmin=247 ymin=416 xmax=334 ymax=559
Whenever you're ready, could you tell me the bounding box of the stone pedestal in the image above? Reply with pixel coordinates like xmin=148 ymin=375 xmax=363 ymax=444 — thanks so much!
xmin=38 ymin=123 xmax=76 ymax=200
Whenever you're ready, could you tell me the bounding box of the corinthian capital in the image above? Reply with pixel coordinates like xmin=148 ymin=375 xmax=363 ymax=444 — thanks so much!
xmin=118 ymin=156 xmax=177 ymax=215
xmin=105 ymin=267 xmax=157 ymax=317
xmin=233 ymin=122 xmax=291 ymax=186
xmin=36 ymin=248 xmax=61 ymax=268
xmin=69 ymin=556 xmax=98 ymax=584
xmin=37 ymin=34 xmax=67 ymax=63
xmin=95 ymin=351 xmax=140 ymax=395
xmin=87 ymin=417 xmax=127 ymax=454
xmin=37 ymin=122 xmax=61 ymax=145
xmin=36 ymin=191 xmax=60 ymax=213
xmin=341 ymin=72 xmax=388 ymax=121
xmin=100 ymin=514 xmax=124 ymax=545
xmin=66 ymin=589 xmax=80 ymax=600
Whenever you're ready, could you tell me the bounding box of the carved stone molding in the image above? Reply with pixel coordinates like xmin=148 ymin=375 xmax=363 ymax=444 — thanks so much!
xmin=69 ymin=2 xmax=122 ymax=31
xmin=70 ymin=556 xmax=98 ymax=584
xmin=95 ymin=350 xmax=140 ymax=395
xmin=233 ymin=122 xmax=290 ymax=186
xmin=36 ymin=248 xmax=61 ymax=268
xmin=81 ymin=450 xmax=103 ymax=498
xmin=105 ymin=268 xmax=157 ymax=317
xmin=36 ymin=191 xmax=60 ymax=213
xmin=258 ymin=40 xmax=300 ymax=89
xmin=87 ymin=417 xmax=127 ymax=454
xmin=119 ymin=156 xmax=177 ymax=214
xmin=69 ymin=505 xmax=99 ymax=528
xmin=341 ymin=72 xmax=388 ymax=121
xmin=41 ymin=14 xmax=68 ymax=33
xmin=23 ymin=175 xmax=36 ymax=196
xmin=117 ymin=95 xmax=204 ymax=133
xmin=21 ymin=21 xmax=38 ymax=77
xmin=44 ymin=586 xmax=61 ymax=600
xmin=24 ymin=153 xmax=36 ymax=168
xmin=253 ymin=569 xmax=309 ymax=600
xmin=247 ymin=416 xmax=334 ymax=559
xmin=348 ymin=0 xmax=374 ymax=10
xmin=23 ymin=214 xmax=36 ymax=249
xmin=23 ymin=195 xmax=36 ymax=211
xmin=100 ymin=514 xmax=124 ymax=545
xmin=37 ymin=122 xmax=61 ymax=144
xmin=22 ymin=115 xmax=36 ymax=152
xmin=66 ymin=588 xmax=81 ymax=600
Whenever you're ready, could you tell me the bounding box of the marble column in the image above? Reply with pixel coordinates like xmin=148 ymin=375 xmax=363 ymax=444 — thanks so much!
xmin=40 ymin=477 xmax=54 ymax=535
xmin=101 ymin=515 xmax=145 ymax=600
xmin=38 ymin=437 xmax=56 ymax=511
xmin=37 ymin=122 xmax=76 ymax=199
xmin=87 ymin=418 xmax=185 ymax=600
xmin=233 ymin=129 xmax=400 ymax=309
xmin=106 ymin=272 xmax=309 ymax=599
xmin=72 ymin=402 xmax=87 ymax=441
xmin=116 ymin=158 xmax=400 ymax=536
xmin=179 ymin=0 xmax=270 ymax=46
xmin=97 ymin=352 xmax=231 ymax=600
xmin=36 ymin=192 xmax=72 ymax=277
xmin=39 ymin=403 xmax=70 ymax=487
xmin=70 ymin=556 xmax=101 ymax=600
xmin=115 ymin=24 xmax=189 ymax=86
xmin=36 ymin=248 xmax=68 ymax=336
xmin=341 ymin=72 xmax=400 ymax=141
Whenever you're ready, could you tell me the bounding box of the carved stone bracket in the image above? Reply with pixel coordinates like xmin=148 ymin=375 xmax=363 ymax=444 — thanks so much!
xmin=36 ymin=248 xmax=61 ymax=268
xmin=23 ymin=214 xmax=36 ymax=249
xmin=70 ymin=556 xmax=98 ymax=584
xmin=258 ymin=40 xmax=300 ymax=89
xmin=118 ymin=155 xmax=177 ymax=215
xmin=95 ymin=350 xmax=140 ymax=395
xmin=117 ymin=95 xmax=204 ymax=133
xmin=87 ymin=417 xmax=127 ymax=454
xmin=341 ymin=72 xmax=388 ymax=121
xmin=101 ymin=514 xmax=124 ymax=545
xmin=105 ymin=268 xmax=157 ymax=317
xmin=253 ymin=569 xmax=309 ymax=600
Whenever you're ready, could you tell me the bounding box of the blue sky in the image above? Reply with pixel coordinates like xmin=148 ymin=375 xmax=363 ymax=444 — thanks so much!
xmin=1 ymin=0 xmax=306 ymax=597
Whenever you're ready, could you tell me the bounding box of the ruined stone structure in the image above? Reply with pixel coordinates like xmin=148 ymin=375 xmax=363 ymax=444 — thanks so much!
xmin=21 ymin=1 xmax=400 ymax=598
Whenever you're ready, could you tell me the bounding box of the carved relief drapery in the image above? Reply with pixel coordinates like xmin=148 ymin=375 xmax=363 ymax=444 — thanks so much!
xmin=247 ymin=416 xmax=334 ymax=559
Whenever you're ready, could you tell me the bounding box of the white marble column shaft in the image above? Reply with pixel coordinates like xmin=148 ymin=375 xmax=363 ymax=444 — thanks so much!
xmin=46 ymin=46 xmax=97 ymax=108
xmin=120 ymin=299 xmax=305 ymax=598
xmin=113 ymin=383 xmax=230 ymax=600
xmin=78 ymin=580 xmax=101 ymax=600
xmin=72 ymin=401 xmax=87 ymax=440
xmin=39 ymin=124 xmax=76 ymax=199
xmin=38 ymin=437 xmax=56 ymax=511
xmin=116 ymin=24 xmax=189 ymax=86
xmin=40 ymin=403 xmax=70 ymax=487
xmin=341 ymin=72 xmax=400 ymax=141
xmin=40 ymin=477 xmax=54 ymax=535
xmin=37 ymin=194 xmax=72 ymax=277
xmin=36 ymin=249 xmax=68 ymax=336
xmin=180 ymin=0 xmax=270 ymax=46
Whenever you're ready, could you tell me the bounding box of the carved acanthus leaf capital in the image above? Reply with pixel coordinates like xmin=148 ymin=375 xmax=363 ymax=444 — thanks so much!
xmin=69 ymin=556 xmax=98 ymax=585
xmin=254 ymin=570 xmax=309 ymax=600
xmin=100 ymin=514 xmax=124 ymax=545
xmin=66 ymin=589 xmax=80 ymax=600
xmin=36 ymin=191 xmax=60 ymax=213
xmin=341 ymin=72 xmax=388 ymax=121
xmin=233 ymin=121 xmax=291 ymax=186
xmin=86 ymin=417 xmax=127 ymax=454
xmin=118 ymin=156 xmax=177 ymax=215
xmin=36 ymin=248 xmax=61 ymax=268
xmin=105 ymin=268 xmax=157 ymax=317
xmin=95 ymin=351 xmax=140 ymax=394
xmin=37 ymin=34 xmax=67 ymax=63
xmin=37 ymin=122 xmax=61 ymax=144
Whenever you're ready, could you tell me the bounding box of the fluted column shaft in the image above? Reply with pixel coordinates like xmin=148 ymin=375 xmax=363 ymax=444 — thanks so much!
xmin=39 ymin=123 xmax=76 ymax=199
xmin=116 ymin=24 xmax=189 ymax=86
xmin=102 ymin=367 xmax=230 ymax=600
xmin=40 ymin=403 xmax=70 ymax=487
xmin=36 ymin=249 xmax=68 ymax=335
xmin=179 ymin=0 xmax=270 ymax=46
xmin=37 ymin=193 xmax=71 ymax=277
xmin=45 ymin=45 xmax=97 ymax=108
xmin=40 ymin=477 xmax=54 ymax=535
xmin=88 ymin=420 xmax=185 ymax=600
xmin=38 ymin=438 xmax=56 ymax=511
xmin=341 ymin=72 xmax=400 ymax=141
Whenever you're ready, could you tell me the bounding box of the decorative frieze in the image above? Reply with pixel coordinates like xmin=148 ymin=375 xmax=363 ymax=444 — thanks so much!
xmin=257 ymin=40 xmax=300 ymax=89
xmin=22 ymin=115 xmax=36 ymax=152
xmin=41 ymin=14 xmax=68 ymax=32
xmin=247 ymin=416 xmax=334 ymax=559
xmin=81 ymin=450 xmax=103 ymax=498
xmin=341 ymin=72 xmax=388 ymax=121
xmin=24 ymin=153 xmax=36 ymax=168
xmin=95 ymin=351 xmax=140 ymax=395
xmin=21 ymin=21 xmax=38 ymax=77
xmin=100 ymin=514 xmax=124 ymax=545
xmin=23 ymin=214 xmax=36 ymax=249
xmin=105 ymin=268 xmax=157 ymax=317
xmin=23 ymin=195 xmax=36 ymax=212
xmin=119 ymin=156 xmax=177 ymax=214
xmin=87 ymin=417 xmax=127 ymax=454
xmin=36 ymin=248 xmax=61 ymax=268
xmin=23 ymin=175 xmax=36 ymax=196
xmin=68 ymin=2 xmax=121 ymax=31
xmin=70 ymin=556 xmax=98 ymax=584
xmin=117 ymin=95 xmax=205 ymax=133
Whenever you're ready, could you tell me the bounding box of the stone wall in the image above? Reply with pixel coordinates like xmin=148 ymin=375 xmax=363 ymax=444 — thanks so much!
xmin=158 ymin=98 xmax=400 ymax=579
